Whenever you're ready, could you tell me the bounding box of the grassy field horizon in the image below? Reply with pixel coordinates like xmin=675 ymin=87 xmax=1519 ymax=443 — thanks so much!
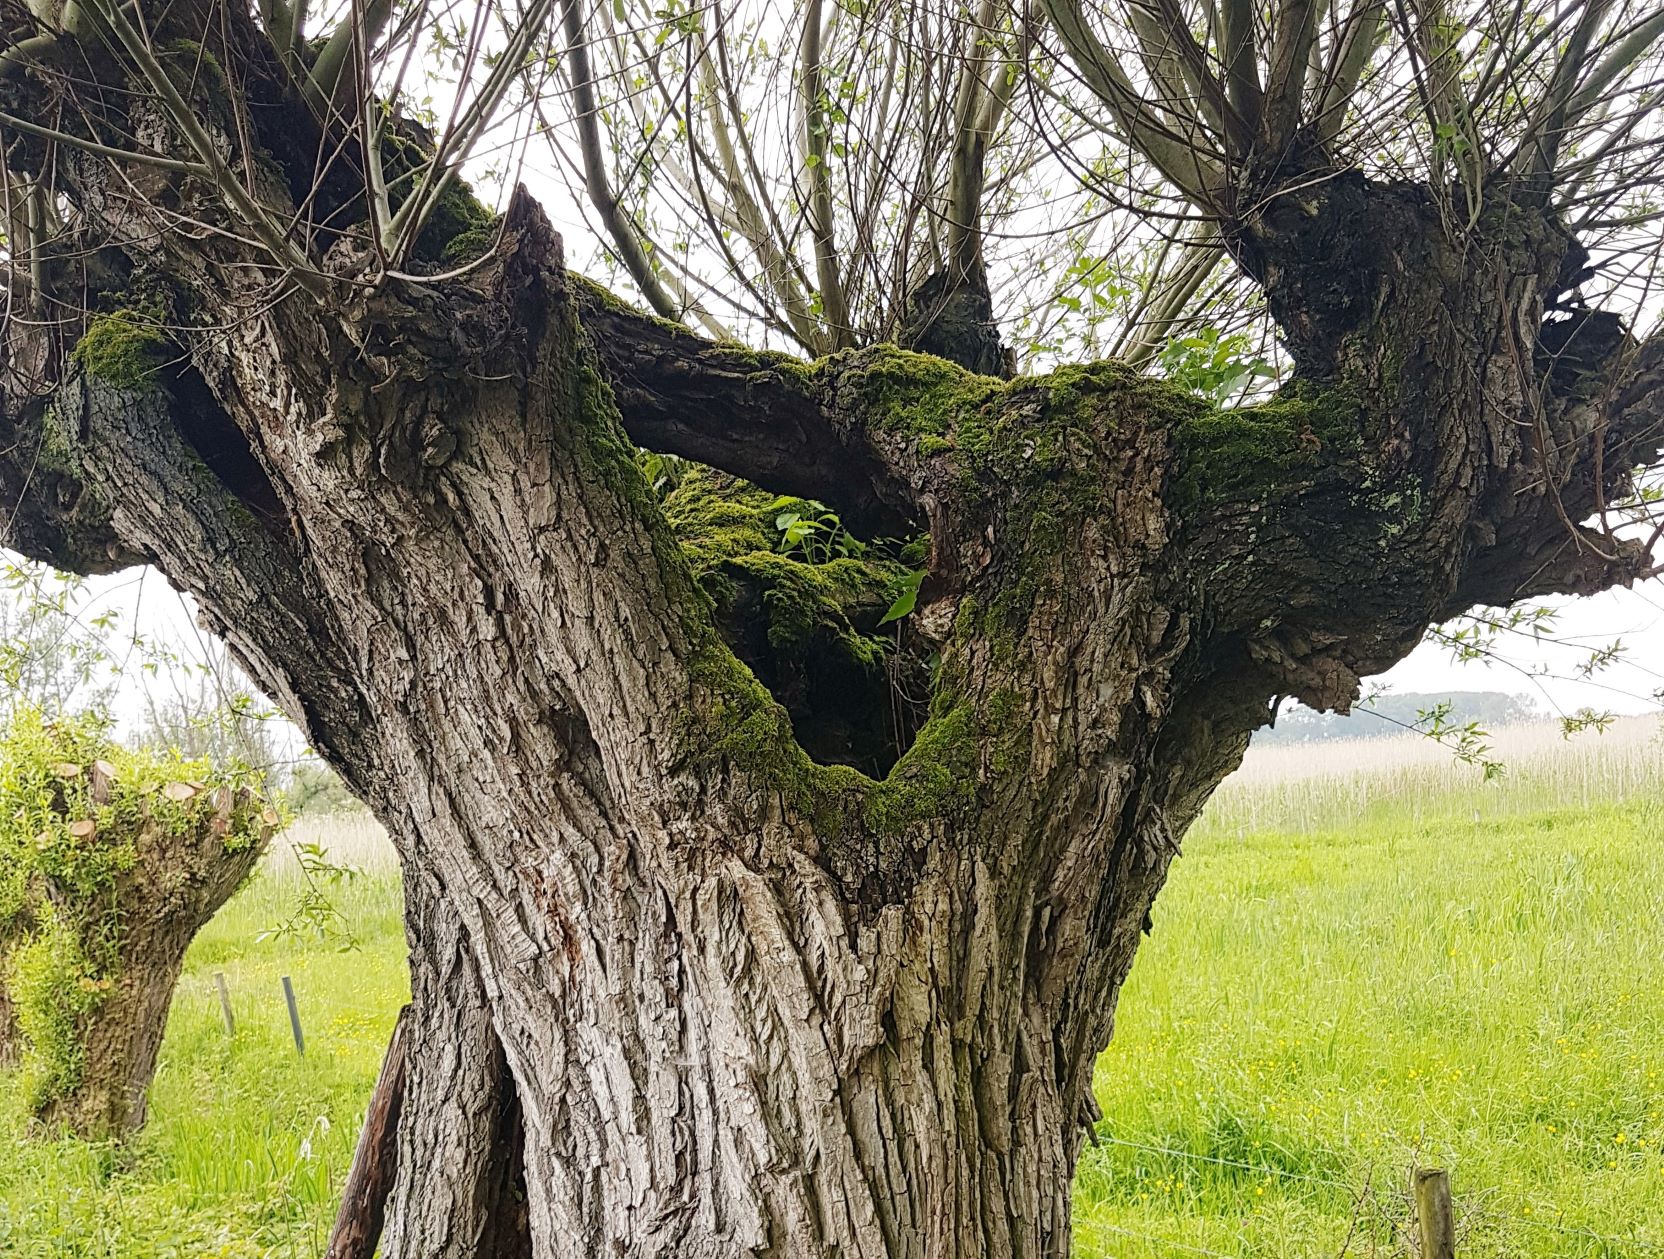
xmin=1076 ymin=715 xmax=1664 ymax=1256
xmin=1 ymin=716 xmax=1660 ymax=1256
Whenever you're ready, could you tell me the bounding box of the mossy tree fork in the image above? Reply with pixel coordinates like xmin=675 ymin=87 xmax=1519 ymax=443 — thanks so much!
xmin=1 ymin=0 xmax=1662 ymax=1254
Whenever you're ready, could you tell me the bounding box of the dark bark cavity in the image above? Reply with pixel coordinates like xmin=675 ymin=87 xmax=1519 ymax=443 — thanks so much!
xmin=663 ymin=466 xmax=931 ymax=776
xmin=166 ymin=362 xmax=287 ymax=527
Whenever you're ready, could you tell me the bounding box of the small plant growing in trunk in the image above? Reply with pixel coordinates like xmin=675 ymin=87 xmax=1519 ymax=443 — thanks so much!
xmin=0 ymin=707 xmax=278 ymax=1138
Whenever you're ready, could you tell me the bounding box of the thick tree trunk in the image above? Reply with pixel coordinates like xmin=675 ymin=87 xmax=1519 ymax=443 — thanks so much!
xmin=56 ymin=936 xmax=196 ymax=1136
xmin=378 ymin=729 xmax=1225 ymax=1259
xmin=2 ymin=43 xmax=1660 ymax=1244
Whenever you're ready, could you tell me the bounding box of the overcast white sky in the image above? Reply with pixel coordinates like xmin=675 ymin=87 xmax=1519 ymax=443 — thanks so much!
xmin=1378 ymin=581 xmax=1664 ymax=716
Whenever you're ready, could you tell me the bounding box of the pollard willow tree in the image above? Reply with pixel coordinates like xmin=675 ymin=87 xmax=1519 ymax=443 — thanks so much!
xmin=1 ymin=0 xmax=1662 ymax=1251
xmin=0 ymin=709 xmax=277 ymax=1138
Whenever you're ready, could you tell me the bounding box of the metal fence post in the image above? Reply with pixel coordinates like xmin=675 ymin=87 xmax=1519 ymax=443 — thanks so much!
xmin=281 ymin=975 xmax=305 ymax=1055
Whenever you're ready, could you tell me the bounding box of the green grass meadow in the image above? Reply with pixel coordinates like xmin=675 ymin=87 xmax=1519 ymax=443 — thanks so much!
xmin=2 ymin=722 xmax=1661 ymax=1256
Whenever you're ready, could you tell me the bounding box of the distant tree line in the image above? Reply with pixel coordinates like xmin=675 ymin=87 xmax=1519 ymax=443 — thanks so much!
xmin=283 ymin=761 xmax=367 ymax=817
xmin=1256 ymin=692 xmax=1541 ymax=744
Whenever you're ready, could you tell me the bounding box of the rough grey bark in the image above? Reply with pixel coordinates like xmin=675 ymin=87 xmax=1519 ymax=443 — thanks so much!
xmin=1 ymin=12 xmax=1662 ymax=1252
xmin=381 ymin=868 xmax=529 ymax=1259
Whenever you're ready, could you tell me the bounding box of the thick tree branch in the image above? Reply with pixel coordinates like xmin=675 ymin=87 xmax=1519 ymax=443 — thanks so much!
xmin=1563 ymin=9 xmax=1664 ymax=123
xmin=1603 ymin=328 xmax=1664 ymax=491
xmin=799 ymin=0 xmax=852 ymax=349
xmin=1263 ymin=0 xmax=1321 ymax=146
xmin=1315 ymin=0 xmax=1385 ymax=148
xmin=1 ymin=359 xmax=381 ymax=774
xmin=1520 ymin=0 xmax=1613 ymax=189
xmin=945 ymin=0 xmax=1015 ymax=282
xmin=1127 ymin=0 xmax=1233 ymax=144
xmin=571 ymin=280 xmax=923 ymax=538
xmin=1219 ymin=0 xmax=1265 ymax=133
xmin=1039 ymin=0 xmax=1226 ymax=205
xmin=0 ymin=391 xmax=140 ymax=572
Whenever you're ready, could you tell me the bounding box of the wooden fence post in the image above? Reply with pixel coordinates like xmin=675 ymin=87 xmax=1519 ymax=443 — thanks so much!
xmin=281 ymin=975 xmax=305 ymax=1055
xmin=1414 ymin=1167 xmax=1455 ymax=1259
xmin=213 ymin=972 xmax=235 ymax=1036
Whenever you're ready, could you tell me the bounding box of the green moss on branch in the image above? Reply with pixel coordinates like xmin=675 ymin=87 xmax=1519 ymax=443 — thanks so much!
xmin=662 ymin=467 xmax=910 ymax=672
xmin=835 ymin=344 xmax=1368 ymax=517
xmin=412 ymin=177 xmax=498 ymax=264
xmin=1168 ymin=381 xmax=1364 ymax=510
xmin=71 ymin=312 xmax=169 ymax=391
xmin=861 ymin=703 xmax=979 ymax=834
xmin=664 ymin=466 xmax=993 ymax=853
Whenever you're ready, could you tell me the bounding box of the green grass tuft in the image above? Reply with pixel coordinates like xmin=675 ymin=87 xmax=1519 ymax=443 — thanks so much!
xmin=0 ymin=845 xmax=404 ymax=1257
xmin=1075 ymin=719 xmax=1664 ymax=1256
